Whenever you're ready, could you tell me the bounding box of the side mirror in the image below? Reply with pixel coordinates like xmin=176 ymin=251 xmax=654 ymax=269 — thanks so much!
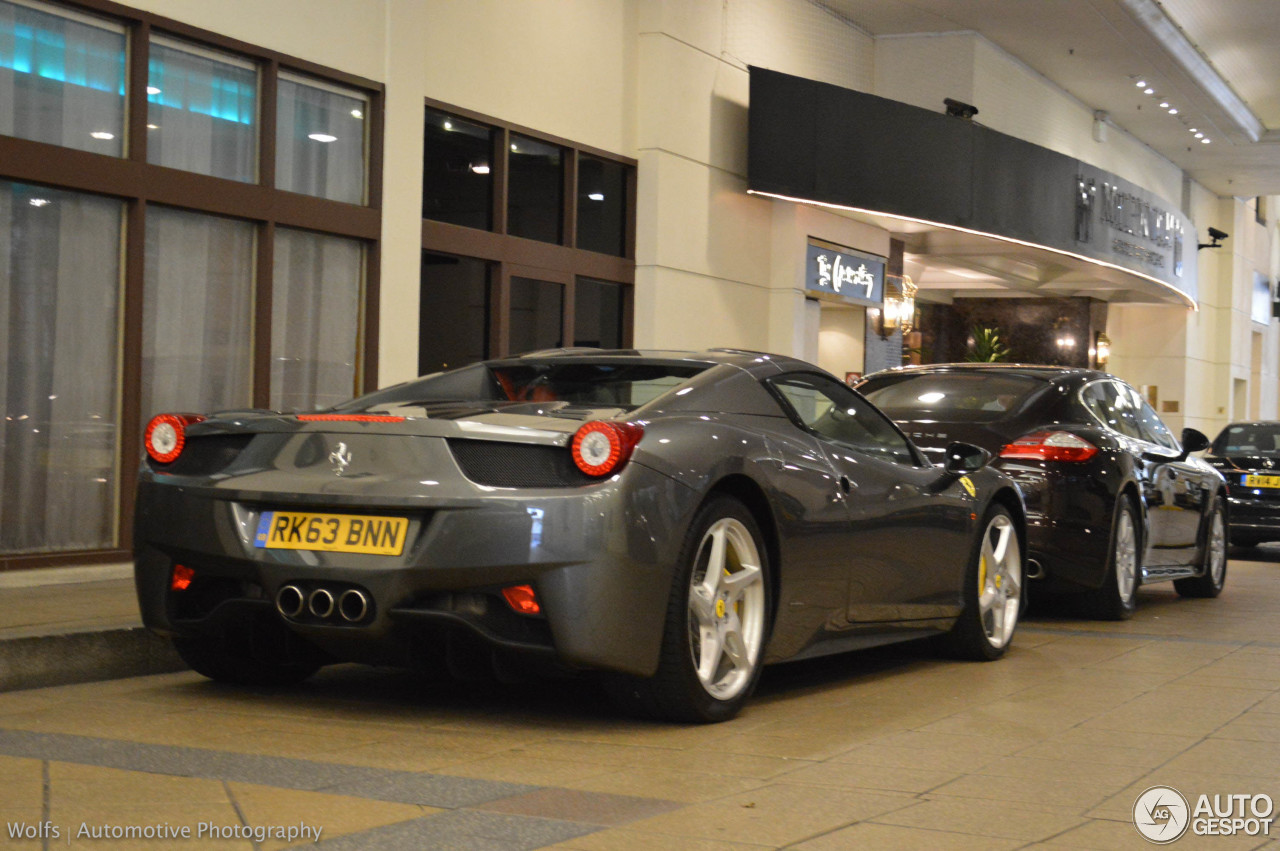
xmin=944 ymin=441 xmax=991 ymax=475
xmin=1181 ymin=427 xmax=1209 ymax=454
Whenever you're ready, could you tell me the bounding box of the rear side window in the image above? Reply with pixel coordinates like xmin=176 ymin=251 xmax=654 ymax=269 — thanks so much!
xmin=768 ymin=373 xmax=917 ymax=466
xmin=1080 ymin=380 xmax=1177 ymax=449
xmin=859 ymin=372 xmax=1043 ymax=423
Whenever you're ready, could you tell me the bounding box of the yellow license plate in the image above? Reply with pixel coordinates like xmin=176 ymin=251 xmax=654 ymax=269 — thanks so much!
xmin=254 ymin=511 xmax=409 ymax=555
xmin=1243 ymin=475 xmax=1280 ymax=489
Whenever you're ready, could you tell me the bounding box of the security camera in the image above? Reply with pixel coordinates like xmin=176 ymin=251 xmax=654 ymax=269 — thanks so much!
xmin=1198 ymin=227 xmax=1229 ymax=250
xmin=944 ymin=98 xmax=979 ymax=120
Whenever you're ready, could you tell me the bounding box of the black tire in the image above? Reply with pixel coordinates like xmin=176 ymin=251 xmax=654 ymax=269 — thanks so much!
xmin=1084 ymin=497 xmax=1140 ymax=620
xmin=943 ymin=505 xmax=1022 ymax=661
xmin=1176 ymin=496 xmax=1228 ymax=598
xmin=604 ymin=495 xmax=772 ymax=723
xmin=1229 ymin=532 xmax=1261 ymax=549
xmin=173 ymin=629 xmax=322 ymax=686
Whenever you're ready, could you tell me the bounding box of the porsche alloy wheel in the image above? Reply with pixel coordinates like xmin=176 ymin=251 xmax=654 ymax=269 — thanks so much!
xmin=603 ymin=495 xmax=771 ymax=722
xmin=1175 ymin=496 xmax=1228 ymax=598
xmin=1086 ymin=498 xmax=1139 ymax=620
xmin=686 ymin=515 xmax=767 ymax=701
xmin=945 ymin=505 xmax=1022 ymax=661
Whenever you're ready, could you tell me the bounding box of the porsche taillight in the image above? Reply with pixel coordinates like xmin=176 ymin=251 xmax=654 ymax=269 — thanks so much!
xmin=144 ymin=413 xmax=205 ymax=464
xmin=999 ymin=430 xmax=1099 ymax=463
xmin=571 ymin=421 xmax=644 ymax=477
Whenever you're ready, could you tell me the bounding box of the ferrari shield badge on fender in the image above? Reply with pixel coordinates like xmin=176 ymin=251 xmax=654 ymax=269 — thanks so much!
xmin=958 ymin=476 xmax=977 ymax=497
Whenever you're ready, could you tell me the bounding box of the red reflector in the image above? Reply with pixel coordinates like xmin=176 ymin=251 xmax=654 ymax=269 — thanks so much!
xmin=1000 ymin=430 xmax=1099 ymax=463
xmin=171 ymin=564 xmax=195 ymax=592
xmin=502 ymin=584 xmax=541 ymax=615
xmin=296 ymin=414 xmax=406 ymax=422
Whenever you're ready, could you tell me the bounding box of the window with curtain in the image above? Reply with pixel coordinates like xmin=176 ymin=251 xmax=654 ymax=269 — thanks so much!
xmin=0 ymin=181 xmax=123 ymax=554
xmin=276 ymin=72 xmax=367 ymax=204
xmin=0 ymin=0 xmax=125 ymax=156
xmin=271 ymin=228 xmax=362 ymax=411
xmin=141 ymin=206 xmax=255 ymax=419
xmin=146 ymin=36 xmax=257 ymax=182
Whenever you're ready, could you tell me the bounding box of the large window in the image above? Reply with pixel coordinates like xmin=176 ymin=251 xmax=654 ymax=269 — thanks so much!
xmin=146 ymin=37 xmax=257 ymax=181
xmin=0 ymin=0 xmax=125 ymax=155
xmin=419 ymin=252 xmax=489 ymax=375
xmin=419 ymin=100 xmax=635 ymax=370
xmin=510 ymin=277 xmax=564 ymax=354
xmin=271 ymin=228 xmax=362 ymax=411
xmin=142 ymin=207 xmax=255 ymax=418
xmin=1 ymin=181 xmax=123 ymax=554
xmin=422 ymin=108 xmax=493 ymax=230
xmin=574 ymin=277 xmax=625 ymax=349
xmin=276 ymin=72 xmax=368 ymax=203
xmin=0 ymin=0 xmax=382 ymax=569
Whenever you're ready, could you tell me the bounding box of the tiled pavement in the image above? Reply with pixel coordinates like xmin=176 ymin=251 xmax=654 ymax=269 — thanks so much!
xmin=1 ymin=554 xmax=1279 ymax=849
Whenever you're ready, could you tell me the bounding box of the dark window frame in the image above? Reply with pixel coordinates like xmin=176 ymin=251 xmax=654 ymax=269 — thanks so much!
xmin=420 ymin=97 xmax=636 ymax=361
xmin=0 ymin=0 xmax=385 ymax=571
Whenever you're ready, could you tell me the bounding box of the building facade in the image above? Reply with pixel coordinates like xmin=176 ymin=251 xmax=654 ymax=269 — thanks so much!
xmin=2 ymin=0 xmax=1277 ymax=569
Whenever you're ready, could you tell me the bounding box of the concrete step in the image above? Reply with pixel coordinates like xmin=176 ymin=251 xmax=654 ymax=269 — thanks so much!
xmin=0 ymin=564 xmax=185 ymax=692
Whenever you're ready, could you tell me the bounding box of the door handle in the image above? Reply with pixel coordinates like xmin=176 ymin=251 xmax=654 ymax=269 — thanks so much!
xmin=839 ymin=475 xmax=853 ymax=494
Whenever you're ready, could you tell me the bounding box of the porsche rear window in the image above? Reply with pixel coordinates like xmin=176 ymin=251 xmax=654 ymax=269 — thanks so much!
xmin=859 ymin=372 xmax=1044 ymax=422
xmin=1213 ymin=424 xmax=1280 ymax=456
xmin=489 ymin=362 xmax=705 ymax=408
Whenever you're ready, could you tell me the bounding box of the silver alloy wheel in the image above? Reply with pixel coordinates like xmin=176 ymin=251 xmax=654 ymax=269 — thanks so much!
xmin=977 ymin=512 xmax=1022 ymax=649
xmin=1115 ymin=508 xmax=1138 ymax=602
xmin=687 ymin=517 xmax=766 ymax=700
xmin=1207 ymin=508 xmax=1227 ymax=585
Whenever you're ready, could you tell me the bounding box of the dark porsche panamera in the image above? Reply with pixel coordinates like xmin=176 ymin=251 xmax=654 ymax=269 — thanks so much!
xmin=857 ymin=364 xmax=1228 ymax=619
xmin=135 ymin=349 xmax=1026 ymax=722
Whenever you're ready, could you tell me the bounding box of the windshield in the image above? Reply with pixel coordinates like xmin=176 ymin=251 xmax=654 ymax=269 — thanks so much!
xmin=1212 ymin=423 xmax=1280 ymax=456
xmin=335 ymin=360 xmax=709 ymax=412
xmin=859 ymin=372 xmax=1045 ymax=423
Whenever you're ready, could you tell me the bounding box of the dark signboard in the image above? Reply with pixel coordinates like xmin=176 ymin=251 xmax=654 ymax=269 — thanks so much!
xmin=805 ymin=242 xmax=884 ymax=306
xmin=748 ymin=67 xmax=1197 ymax=305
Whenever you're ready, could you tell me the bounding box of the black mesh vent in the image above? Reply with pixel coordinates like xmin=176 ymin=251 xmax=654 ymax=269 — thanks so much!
xmin=448 ymin=439 xmax=596 ymax=488
xmin=148 ymin=434 xmax=254 ymax=475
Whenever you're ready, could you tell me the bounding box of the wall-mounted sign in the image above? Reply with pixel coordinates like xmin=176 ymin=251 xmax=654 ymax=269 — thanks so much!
xmin=805 ymin=242 xmax=884 ymax=307
xmin=1074 ymin=169 xmax=1187 ymax=280
xmin=749 ymin=67 xmax=1198 ymax=307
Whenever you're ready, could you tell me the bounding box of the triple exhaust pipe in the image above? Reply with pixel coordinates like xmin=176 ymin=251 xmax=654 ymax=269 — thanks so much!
xmin=275 ymin=584 xmax=371 ymax=624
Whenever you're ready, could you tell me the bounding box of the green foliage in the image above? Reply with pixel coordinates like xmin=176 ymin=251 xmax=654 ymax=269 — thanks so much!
xmin=966 ymin=324 xmax=1012 ymax=362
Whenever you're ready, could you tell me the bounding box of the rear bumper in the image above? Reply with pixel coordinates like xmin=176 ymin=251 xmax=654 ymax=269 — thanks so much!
xmin=134 ymin=463 xmax=700 ymax=678
xmin=997 ymin=458 xmax=1117 ymax=591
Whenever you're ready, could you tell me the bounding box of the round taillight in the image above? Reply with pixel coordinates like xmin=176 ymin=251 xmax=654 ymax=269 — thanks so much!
xmin=571 ymin=421 xmax=644 ymax=477
xmin=144 ymin=413 xmax=204 ymax=464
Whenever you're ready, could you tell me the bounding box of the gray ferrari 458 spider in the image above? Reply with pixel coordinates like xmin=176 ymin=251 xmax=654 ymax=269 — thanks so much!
xmin=135 ymin=348 xmax=1027 ymax=721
